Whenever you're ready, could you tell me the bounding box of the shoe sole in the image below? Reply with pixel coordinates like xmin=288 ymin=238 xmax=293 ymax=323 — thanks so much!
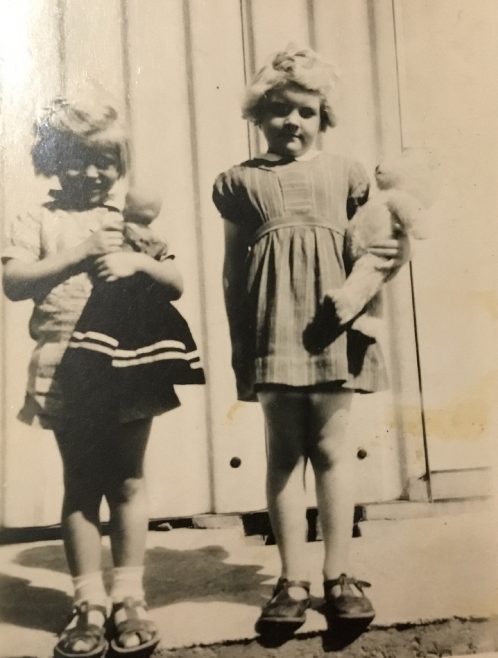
xmin=258 ymin=616 xmax=306 ymax=624
xmin=325 ymin=610 xmax=375 ymax=622
xmin=54 ymin=642 xmax=108 ymax=658
xmin=255 ymin=617 xmax=306 ymax=637
xmin=109 ymin=638 xmax=159 ymax=658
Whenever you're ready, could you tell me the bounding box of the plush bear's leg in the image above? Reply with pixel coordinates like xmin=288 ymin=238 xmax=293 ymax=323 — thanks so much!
xmin=350 ymin=293 xmax=383 ymax=339
xmin=303 ymin=255 xmax=390 ymax=353
xmin=322 ymin=253 xmax=387 ymax=330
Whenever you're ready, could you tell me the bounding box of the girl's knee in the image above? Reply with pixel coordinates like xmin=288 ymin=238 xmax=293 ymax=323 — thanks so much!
xmin=63 ymin=481 xmax=103 ymax=513
xmin=268 ymin=449 xmax=306 ymax=475
xmin=106 ymin=476 xmax=145 ymax=505
xmin=310 ymin=445 xmax=335 ymax=471
xmin=310 ymin=438 xmax=351 ymax=472
xmin=63 ymin=467 xmax=105 ymax=501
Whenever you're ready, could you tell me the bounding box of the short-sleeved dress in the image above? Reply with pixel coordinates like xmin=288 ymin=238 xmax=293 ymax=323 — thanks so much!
xmin=212 ymin=151 xmax=388 ymax=401
xmin=2 ymin=193 xmax=199 ymax=429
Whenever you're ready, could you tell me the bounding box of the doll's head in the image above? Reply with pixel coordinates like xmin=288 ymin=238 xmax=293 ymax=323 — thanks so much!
xmin=242 ymin=46 xmax=340 ymax=132
xmin=31 ymin=95 xmax=129 ymax=207
xmin=123 ymin=187 xmax=162 ymax=225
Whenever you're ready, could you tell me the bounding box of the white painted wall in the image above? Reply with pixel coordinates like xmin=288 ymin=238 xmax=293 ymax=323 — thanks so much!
xmin=394 ymin=0 xmax=498 ymax=472
xmin=0 ymin=0 xmax=438 ymax=527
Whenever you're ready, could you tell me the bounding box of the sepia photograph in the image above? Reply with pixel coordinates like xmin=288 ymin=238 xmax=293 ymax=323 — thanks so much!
xmin=0 ymin=1 xmax=497 ymax=657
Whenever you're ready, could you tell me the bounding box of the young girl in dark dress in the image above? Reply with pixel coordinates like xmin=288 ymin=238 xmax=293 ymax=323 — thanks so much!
xmin=2 ymin=95 xmax=203 ymax=657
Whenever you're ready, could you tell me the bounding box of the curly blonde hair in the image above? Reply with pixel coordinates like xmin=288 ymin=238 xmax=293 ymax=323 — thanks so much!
xmin=242 ymin=46 xmax=340 ymax=131
xmin=31 ymin=95 xmax=129 ymax=177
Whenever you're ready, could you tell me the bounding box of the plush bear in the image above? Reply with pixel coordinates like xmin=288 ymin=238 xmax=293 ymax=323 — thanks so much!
xmin=322 ymin=148 xmax=438 ymax=340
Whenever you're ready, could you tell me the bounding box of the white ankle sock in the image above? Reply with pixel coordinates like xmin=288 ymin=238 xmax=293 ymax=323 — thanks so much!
xmin=68 ymin=572 xmax=107 ymax=631
xmin=110 ymin=566 xmax=145 ymax=603
xmin=72 ymin=571 xmax=107 ymax=608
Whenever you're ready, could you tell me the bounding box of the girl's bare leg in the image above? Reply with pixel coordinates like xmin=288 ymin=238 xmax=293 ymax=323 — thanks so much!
xmin=308 ymin=389 xmax=354 ymax=581
xmin=54 ymin=422 xmax=108 ymax=653
xmin=104 ymin=418 xmax=152 ymax=569
xmin=258 ymin=389 xmax=309 ymax=584
xmin=55 ymin=422 xmax=106 ymax=579
xmin=104 ymin=418 xmax=156 ymax=649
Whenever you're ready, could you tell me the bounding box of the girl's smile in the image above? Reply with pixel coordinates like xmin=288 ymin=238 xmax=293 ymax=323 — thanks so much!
xmin=57 ymin=146 xmax=120 ymax=207
xmin=259 ymin=84 xmax=321 ymax=158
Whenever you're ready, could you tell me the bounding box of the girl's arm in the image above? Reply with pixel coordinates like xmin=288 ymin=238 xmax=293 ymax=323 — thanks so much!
xmin=222 ymin=219 xmax=250 ymax=328
xmin=367 ymin=228 xmax=411 ymax=275
xmin=2 ymin=227 xmax=123 ymax=301
xmin=94 ymin=252 xmax=183 ymax=300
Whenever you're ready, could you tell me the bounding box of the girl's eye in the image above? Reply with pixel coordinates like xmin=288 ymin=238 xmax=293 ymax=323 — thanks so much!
xmin=95 ymin=155 xmax=116 ymax=169
xmin=268 ymin=101 xmax=289 ymax=117
xmin=299 ymin=108 xmax=317 ymax=119
xmin=64 ymin=159 xmax=84 ymax=171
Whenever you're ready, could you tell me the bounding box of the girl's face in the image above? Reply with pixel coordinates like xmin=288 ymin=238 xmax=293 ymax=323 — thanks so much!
xmin=259 ymin=84 xmax=321 ymax=158
xmin=57 ymin=144 xmax=121 ymax=207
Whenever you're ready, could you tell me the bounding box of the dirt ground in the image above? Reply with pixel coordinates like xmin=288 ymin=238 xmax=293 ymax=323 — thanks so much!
xmin=157 ymin=619 xmax=498 ymax=658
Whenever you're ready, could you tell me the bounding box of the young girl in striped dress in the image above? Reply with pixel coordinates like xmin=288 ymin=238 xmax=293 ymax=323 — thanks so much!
xmin=2 ymin=95 xmax=203 ymax=657
xmin=213 ymin=46 xmax=409 ymax=631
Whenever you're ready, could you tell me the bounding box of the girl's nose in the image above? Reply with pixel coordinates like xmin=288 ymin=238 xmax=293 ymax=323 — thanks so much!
xmin=285 ymin=109 xmax=300 ymax=126
xmin=85 ymin=164 xmax=99 ymax=177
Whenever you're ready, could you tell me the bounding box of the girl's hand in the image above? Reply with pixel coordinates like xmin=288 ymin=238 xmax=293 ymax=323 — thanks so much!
xmin=83 ymin=226 xmax=124 ymax=257
xmin=368 ymin=232 xmax=411 ymax=272
xmin=94 ymin=252 xmax=147 ymax=281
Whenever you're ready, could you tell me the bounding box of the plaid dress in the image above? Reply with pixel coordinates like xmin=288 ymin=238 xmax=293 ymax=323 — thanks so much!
xmin=212 ymin=152 xmax=388 ymax=401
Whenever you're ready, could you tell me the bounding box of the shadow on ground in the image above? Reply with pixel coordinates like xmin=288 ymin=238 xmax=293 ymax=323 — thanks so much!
xmin=1 ymin=541 xmax=272 ymax=634
xmin=0 ymin=572 xmax=71 ymax=633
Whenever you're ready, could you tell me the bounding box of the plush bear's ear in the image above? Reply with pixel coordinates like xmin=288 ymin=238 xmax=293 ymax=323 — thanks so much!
xmin=375 ymin=147 xmax=441 ymax=207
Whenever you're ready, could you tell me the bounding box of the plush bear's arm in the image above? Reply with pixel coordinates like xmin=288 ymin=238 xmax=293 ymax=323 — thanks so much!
xmin=321 ymin=199 xmax=400 ymax=339
xmin=323 ymin=253 xmax=387 ymax=326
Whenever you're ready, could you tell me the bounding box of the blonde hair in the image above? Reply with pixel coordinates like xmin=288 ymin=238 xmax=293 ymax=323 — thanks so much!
xmin=242 ymin=45 xmax=340 ymax=131
xmin=31 ymin=95 xmax=129 ymax=177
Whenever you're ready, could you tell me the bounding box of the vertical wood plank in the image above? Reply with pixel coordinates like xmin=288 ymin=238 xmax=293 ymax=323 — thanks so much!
xmin=1 ymin=0 xmax=66 ymax=526
xmin=124 ymin=0 xmax=212 ymax=517
xmin=312 ymin=0 xmax=426 ymax=499
xmin=185 ymin=0 xmax=268 ymax=512
xmin=394 ymin=0 xmax=497 ymax=473
xmin=63 ymin=0 xmax=126 ymax=107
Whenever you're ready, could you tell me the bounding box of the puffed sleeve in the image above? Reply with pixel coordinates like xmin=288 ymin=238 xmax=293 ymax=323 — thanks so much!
xmin=1 ymin=211 xmax=42 ymax=263
xmin=212 ymin=169 xmax=243 ymax=223
xmin=346 ymin=161 xmax=370 ymax=219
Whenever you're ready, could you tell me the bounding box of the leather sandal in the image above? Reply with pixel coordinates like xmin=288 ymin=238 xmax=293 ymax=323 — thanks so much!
xmin=53 ymin=601 xmax=108 ymax=658
xmin=323 ymin=574 xmax=375 ymax=622
xmin=258 ymin=578 xmax=311 ymax=625
xmin=109 ymin=597 xmax=159 ymax=657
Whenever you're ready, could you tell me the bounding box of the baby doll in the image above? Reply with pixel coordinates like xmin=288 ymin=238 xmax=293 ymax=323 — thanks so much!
xmin=121 ymin=187 xmax=169 ymax=260
xmin=55 ymin=186 xmax=204 ymax=421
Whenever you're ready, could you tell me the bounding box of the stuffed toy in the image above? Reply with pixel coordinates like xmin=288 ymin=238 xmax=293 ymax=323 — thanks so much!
xmin=54 ymin=186 xmax=205 ymax=421
xmin=322 ymin=148 xmax=438 ymax=339
xmin=120 ymin=187 xmax=169 ymax=259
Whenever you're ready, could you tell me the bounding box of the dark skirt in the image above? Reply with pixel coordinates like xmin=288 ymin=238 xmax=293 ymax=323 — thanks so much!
xmin=54 ymin=275 xmax=205 ymax=422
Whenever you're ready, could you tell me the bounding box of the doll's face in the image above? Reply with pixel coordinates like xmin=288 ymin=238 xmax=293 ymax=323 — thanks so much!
xmin=123 ymin=191 xmax=162 ymax=224
xmin=57 ymin=143 xmax=121 ymax=207
xmin=259 ymin=84 xmax=321 ymax=158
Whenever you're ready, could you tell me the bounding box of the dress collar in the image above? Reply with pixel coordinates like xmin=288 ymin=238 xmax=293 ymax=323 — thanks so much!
xmin=259 ymin=149 xmax=321 ymax=163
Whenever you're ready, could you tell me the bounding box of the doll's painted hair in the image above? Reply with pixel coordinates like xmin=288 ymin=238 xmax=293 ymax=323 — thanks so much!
xmin=31 ymin=95 xmax=129 ymax=177
xmin=123 ymin=186 xmax=162 ymax=225
xmin=242 ymin=45 xmax=340 ymax=131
